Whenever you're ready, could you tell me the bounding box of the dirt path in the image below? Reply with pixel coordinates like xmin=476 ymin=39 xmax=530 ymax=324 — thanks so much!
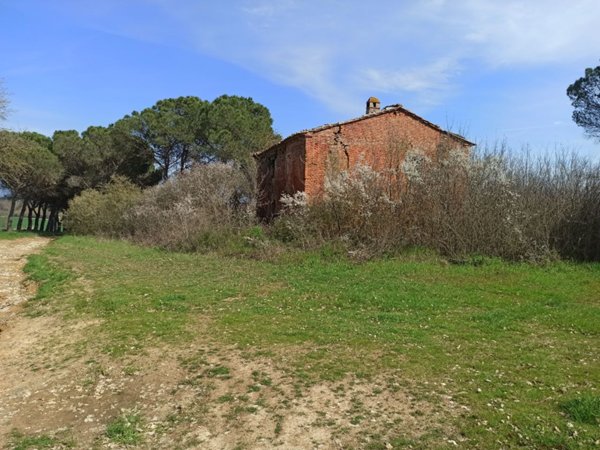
xmin=0 ymin=236 xmax=51 ymax=328
xmin=0 ymin=237 xmax=55 ymax=441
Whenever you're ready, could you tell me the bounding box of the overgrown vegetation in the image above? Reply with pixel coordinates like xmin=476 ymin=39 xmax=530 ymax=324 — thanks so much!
xmin=66 ymin=164 xmax=255 ymax=251
xmin=276 ymin=146 xmax=600 ymax=261
xmin=62 ymin=142 xmax=600 ymax=264
xmin=5 ymin=96 xmax=599 ymax=446
xmin=127 ymin=163 xmax=254 ymax=251
xmin=64 ymin=177 xmax=141 ymax=238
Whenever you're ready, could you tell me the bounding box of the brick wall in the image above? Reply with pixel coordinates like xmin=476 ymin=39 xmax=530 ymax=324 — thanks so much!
xmin=256 ymin=108 xmax=471 ymax=220
xmin=256 ymin=135 xmax=306 ymax=220
xmin=304 ymin=109 xmax=469 ymax=198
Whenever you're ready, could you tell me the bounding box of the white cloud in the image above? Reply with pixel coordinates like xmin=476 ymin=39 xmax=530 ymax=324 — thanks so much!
xmin=241 ymin=0 xmax=298 ymax=19
xmin=355 ymin=58 xmax=460 ymax=107
xmin=444 ymin=0 xmax=600 ymax=66
xmin=52 ymin=0 xmax=600 ymax=115
xmin=169 ymin=0 xmax=599 ymax=112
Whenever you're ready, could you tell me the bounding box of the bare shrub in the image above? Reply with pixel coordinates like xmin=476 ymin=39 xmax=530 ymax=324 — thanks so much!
xmin=401 ymin=146 xmax=538 ymax=260
xmin=270 ymin=192 xmax=312 ymax=245
xmin=128 ymin=163 xmax=254 ymax=251
xmin=523 ymin=151 xmax=600 ymax=261
xmin=272 ymin=164 xmax=404 ymax=256
xmin=65 ymin=177 xmax=141 ymax=237
xmin=470 ymin=148 xmax=600 ymax=261
xmin=274 ymin=144 xmax=600 ymax=262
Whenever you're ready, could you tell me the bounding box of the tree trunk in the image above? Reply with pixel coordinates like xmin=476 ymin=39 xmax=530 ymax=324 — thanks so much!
xmin=55 ymin=209 xmax=62 ymax=233
xmin=32 ymin=206 xmax=38 ymax=231
xmin=50 ymin=208 xmax=62 ymax=233
xmin=33 ymin=204 xmax=42 ymax=232
xmin=38 ymin=203 xmax=48 ymax=232
xmin=162 ymin=149 xmax=172 ymax=180
xmin=26 ymin=204 xmax=34 ymax=231
xmin=4 ymin=196 xmax=17 ymax=231
xmin=46 ymin=208 xmax=56 ymax=233
xmin=180 ymin=147 xmax=189 ymax=173
xmin=16 ymin=200 xmax=27 ymax=231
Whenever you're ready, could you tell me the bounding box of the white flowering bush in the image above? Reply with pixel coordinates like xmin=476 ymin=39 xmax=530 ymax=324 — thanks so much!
xmin=128 ymin=163 xmax=254 ymax=250
xmin=400 ymin=146 xmax=551 ymax=259
xmin=274 ymin=143 xmax=600 ymax=261
xmin=280 ymin=191 xmax=308 ymax=210
xmin=319 ymin=163 xmax=398 ymax=243
xmin=273 ymin=163 xmax=402 ymax=253
xmin=401 ymin=150 xmax=431 ymax=184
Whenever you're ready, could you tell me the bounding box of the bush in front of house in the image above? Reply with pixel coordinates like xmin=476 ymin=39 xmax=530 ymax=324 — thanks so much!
xmin=273 ymin=145 xmax=600 ymax=262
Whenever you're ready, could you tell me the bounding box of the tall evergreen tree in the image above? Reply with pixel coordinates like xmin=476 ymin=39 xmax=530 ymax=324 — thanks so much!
xmin=567 ymin=64 xmax=600 ymax=141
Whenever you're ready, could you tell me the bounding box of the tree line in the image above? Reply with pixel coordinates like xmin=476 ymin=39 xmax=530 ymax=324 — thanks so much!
xmin=0 ymin=94 xmax=280 ymax=232
xmin=1 ymin=62 xmax=598 ymax=235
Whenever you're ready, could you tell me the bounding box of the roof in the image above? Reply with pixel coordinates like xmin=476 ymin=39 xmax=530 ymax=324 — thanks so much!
xmin=254 ymin=104 xmax=475 ymax=158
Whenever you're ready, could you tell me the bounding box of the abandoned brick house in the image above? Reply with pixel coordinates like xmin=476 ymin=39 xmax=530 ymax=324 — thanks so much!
xmin=254 ymin=97 xmax=474 ymax=220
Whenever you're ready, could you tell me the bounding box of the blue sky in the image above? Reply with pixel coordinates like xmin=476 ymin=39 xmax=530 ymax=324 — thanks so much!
xmin=1 ymin=0 xmax=599 ymax=157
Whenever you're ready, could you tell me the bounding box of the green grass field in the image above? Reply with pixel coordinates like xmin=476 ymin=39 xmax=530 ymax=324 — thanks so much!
xmin=19 ymin=236 xmax=600 ymax=448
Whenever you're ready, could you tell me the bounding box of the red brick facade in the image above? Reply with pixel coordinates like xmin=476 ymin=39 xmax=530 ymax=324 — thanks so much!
xmin=255 ymin=102 xmax=474 ymax=220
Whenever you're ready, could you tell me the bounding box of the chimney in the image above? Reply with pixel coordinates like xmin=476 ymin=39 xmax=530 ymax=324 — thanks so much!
xmin=366 ymin=96 xmax=381 ymax=114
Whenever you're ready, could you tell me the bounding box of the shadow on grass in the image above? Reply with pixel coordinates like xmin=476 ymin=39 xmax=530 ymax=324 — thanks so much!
xmin=0 ymin=230 xmax=63 ymax=240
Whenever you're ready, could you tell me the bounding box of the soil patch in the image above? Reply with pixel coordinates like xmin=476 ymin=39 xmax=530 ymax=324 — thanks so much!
xmin=0 ymin=237 xmax=462 ymax=449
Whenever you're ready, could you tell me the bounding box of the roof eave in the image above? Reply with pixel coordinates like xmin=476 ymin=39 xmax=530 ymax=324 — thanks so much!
xmin=253 ymin=104 xmax=475 ymax=157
